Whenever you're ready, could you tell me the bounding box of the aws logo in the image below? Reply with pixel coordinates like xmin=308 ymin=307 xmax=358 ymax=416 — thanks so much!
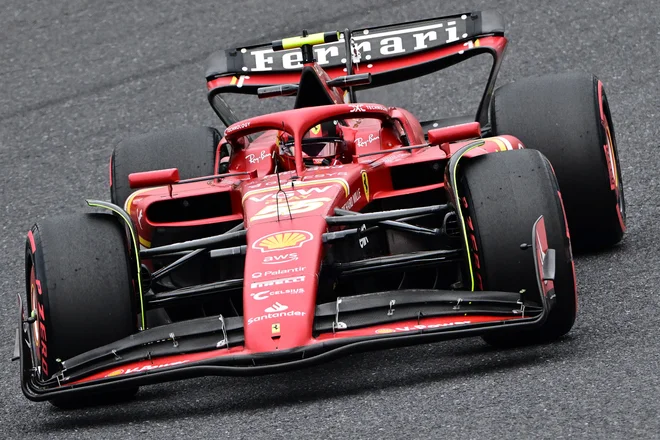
xmin=253 ymin=230 xmax=313 ymax=252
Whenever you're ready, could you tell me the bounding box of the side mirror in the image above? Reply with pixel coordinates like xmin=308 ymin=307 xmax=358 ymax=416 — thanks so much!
xmin=427 ymin=122 xmax=482 ymax=146
xmin=128 ymin=168 xmax=180 ymax=189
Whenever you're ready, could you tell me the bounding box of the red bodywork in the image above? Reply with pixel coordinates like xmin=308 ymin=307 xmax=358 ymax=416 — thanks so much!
xmin=115 ymin=97 xmax=523 ymax=378
xmin=20 ymin=13 xmax=559 ymax=398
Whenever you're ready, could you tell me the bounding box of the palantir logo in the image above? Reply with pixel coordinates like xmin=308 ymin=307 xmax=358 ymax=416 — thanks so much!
xmin=265 ymin=302 xmax=288 ymax=313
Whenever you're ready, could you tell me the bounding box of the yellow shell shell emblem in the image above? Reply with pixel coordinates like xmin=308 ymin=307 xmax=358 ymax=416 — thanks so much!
xmin=254 ymin=231 xmax=313 ymax=252
xmin=105 ymin=369 xmax=125 ymax=377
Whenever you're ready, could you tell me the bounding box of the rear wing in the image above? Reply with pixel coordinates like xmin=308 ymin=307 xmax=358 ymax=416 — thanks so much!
xmin=205 ymin=10 xmax=506 ymax=127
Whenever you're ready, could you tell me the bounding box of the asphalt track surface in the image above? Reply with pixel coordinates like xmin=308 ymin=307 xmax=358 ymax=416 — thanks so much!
xmin=1 ymin=0 xmax=659 ymax=438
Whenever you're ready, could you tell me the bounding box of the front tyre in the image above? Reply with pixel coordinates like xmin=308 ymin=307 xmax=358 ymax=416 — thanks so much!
xmin=25 ymin=213 xmax=138 ymax=407
xmin=458 ymin=149 xmax=577 ymax=345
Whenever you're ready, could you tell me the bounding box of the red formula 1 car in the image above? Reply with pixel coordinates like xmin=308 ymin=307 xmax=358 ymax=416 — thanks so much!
xmin=16 ymin=10 xmax=626 ymax=407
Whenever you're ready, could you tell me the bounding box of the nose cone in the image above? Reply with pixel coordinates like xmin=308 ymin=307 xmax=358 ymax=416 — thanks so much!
xmin=240 ymin=168 xmax=360 ymax=352
xmin=242 ymin=221 xmax=327 ymax=352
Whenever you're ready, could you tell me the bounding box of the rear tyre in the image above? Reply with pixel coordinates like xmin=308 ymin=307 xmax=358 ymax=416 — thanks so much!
xmin=491 ymin=72 xmax=625 ymax=252
xmin=110 ymin=126 xmax=221 ymax=208
xmin=25 ymin=213 xmax=138 ymax=407
xmin=458 ymin=149 xmax=577 ymax=345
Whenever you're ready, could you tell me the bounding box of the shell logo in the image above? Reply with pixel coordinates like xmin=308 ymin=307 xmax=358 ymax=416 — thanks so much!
xmin=253 ymin=230 xmax=313 ymax=253
xmin=106 ymin=369 xmax=125 ymax=377
xmin=375 ymin=328 xmax=394 ymax=334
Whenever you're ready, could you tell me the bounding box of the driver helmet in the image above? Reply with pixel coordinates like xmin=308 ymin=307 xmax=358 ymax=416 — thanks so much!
xmin=278 ymin=120 xmax=345 ymax=167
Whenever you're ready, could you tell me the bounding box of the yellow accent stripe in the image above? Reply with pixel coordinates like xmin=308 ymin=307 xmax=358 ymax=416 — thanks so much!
xmin=281 ymin=32 xmax=337 ymax=49
xmin=491 ymin=137 xmax=508 ymax=152
xmin=451 ymin=142 xmax=486 ymax=292
xmin=498 ymin=136 xmax=514 ymax=150
xmin=242 ymin=178 xmax=350 ymax=203
xmin=139 ymin=236 xmax=152 ymax=248
xmin=87 ymin=202 xmax=146 ymax=329
xmin=230 ymin=76 xmax=238 ymax=85
xmin=123 ymin=187 xmax=160 ymax=216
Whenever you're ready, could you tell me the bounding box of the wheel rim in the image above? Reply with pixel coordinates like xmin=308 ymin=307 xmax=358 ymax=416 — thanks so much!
xmin=600 ymin=85 xmax=626 ymax=229
xmin=28 ymin=265 xmax=43 ymax=374
xmin=605 ymin=123 xmax=626 ymax=221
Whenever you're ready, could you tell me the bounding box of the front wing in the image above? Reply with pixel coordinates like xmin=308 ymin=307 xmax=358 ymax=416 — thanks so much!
xmin=17 ymin=216 xmax=555 ymax=401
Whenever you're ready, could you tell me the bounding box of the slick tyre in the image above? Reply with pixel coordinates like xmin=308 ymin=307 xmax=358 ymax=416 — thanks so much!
xmin=25 ymin=213 xmax=138 ymax=408
xmin=110 ymin=126 xmax=221 ymax=208
xmin=458 ymin=149 xmax=577 ymax=345
xmin=491 ymin=72 xmax=625 ymax=252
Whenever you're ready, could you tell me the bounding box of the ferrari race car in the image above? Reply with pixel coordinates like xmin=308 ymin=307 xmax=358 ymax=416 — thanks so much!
xmin=16 ymin=10 xmax=626 ymax=407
